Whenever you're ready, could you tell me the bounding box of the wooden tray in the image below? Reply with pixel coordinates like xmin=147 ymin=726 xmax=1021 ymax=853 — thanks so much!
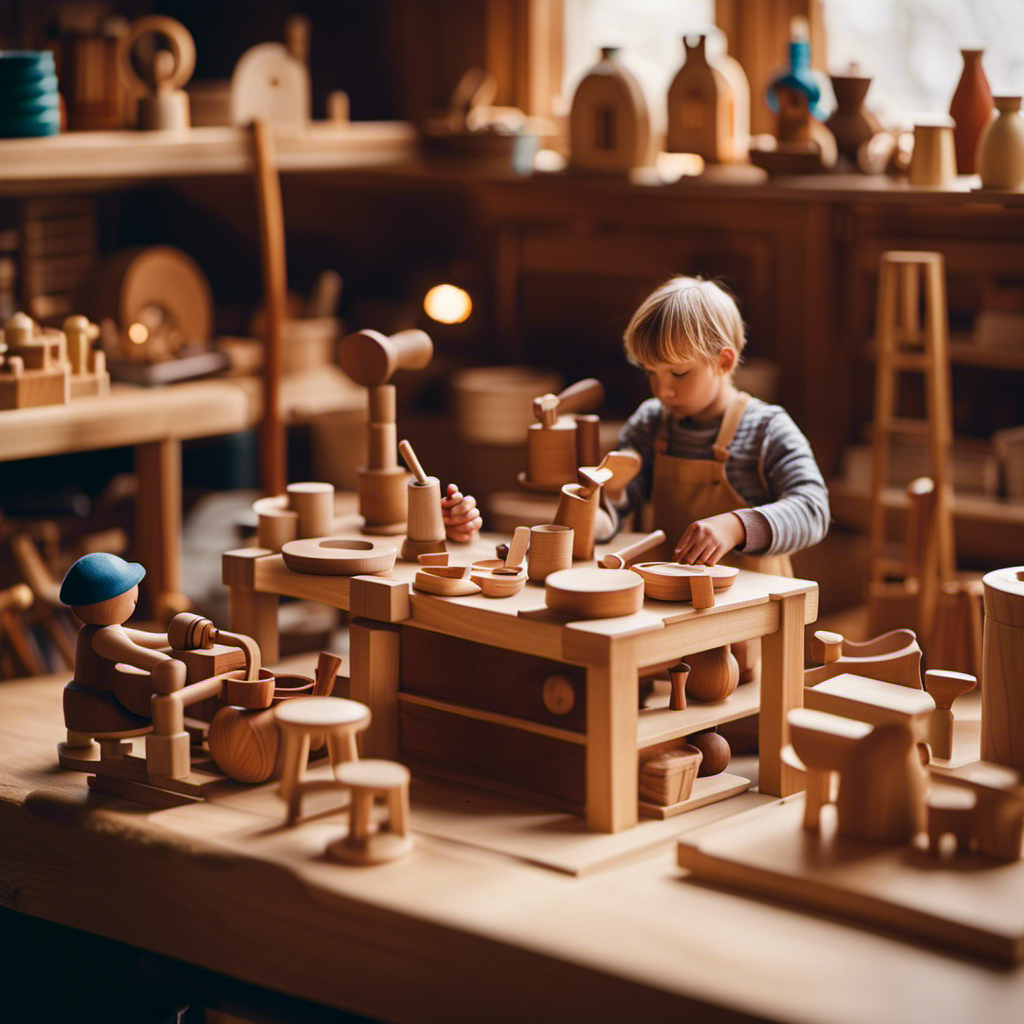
xmin=630 ymin=562 xmax=738 ymax=602
xmin=281 ymin=536 xmax=397 ymax=575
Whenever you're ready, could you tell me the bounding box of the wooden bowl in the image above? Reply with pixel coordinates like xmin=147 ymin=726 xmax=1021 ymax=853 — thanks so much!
xmin=220 ymin=667 xmax=276 ymax=709
xmin=471 ymin=558 xmax=506 ymax=572
xmin=545 ymin=568 xmax=644 ymax=619
xmin=630 ymin=562 xmax=738 ymax=602
xmin=413 ymin=571 xmax=481 ymax=597
xmin=470 ymin=568 xmax=527 ymax=598
xmin=282 ymin=536 xmax=397 ymax=576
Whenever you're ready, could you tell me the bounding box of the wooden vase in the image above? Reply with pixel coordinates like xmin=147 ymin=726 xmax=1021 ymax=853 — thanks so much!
xmin=827 ymin=71 xmax=882 ymax=165
xmin=977 ymin=96 xmax=1024 ymax=190
xmin=685 ymin=645 xmax=739 ymax=703
xmin=949 ymin=48 xmax=994 ymax=175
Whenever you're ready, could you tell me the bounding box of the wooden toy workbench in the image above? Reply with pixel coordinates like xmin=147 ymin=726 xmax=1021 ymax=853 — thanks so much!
xmin=223 ymin=533 xmax=817 ymax=832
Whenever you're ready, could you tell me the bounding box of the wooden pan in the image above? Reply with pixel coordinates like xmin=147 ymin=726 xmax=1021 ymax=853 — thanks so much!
xmin=630 ymin=562 xmax=738 ymax=602
xmin=281 ymin=536 xmax=397 ymax=575
xmin=544 ymin=568 xmax=643 ymax=619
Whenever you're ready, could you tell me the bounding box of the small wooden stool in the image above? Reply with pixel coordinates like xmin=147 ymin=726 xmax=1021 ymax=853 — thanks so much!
xmin=327 ymin=759 xmax=413 ymax=865
xmin=274 ymin=696 xmax=370 ymax=825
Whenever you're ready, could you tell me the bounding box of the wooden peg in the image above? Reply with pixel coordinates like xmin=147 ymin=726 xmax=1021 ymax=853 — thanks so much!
xmin=575 ymin=414 xmax=601 ymax=467
xmin=924 ymin=668 xmax=977 ymax=760
xmin=314 ymin=651 xmax=344 ymax=697
xmin=495 ymin=526 xmax=530 ymax=574
xmin=398 ymin=439 xmax=428 ymax=484
xmin=601 ymin=530 xmax=667 ymax=569
xmin=811 ymin=630 xmax=844 ymax=665
xmin=669 ymin=661 xmax=690 ymax=710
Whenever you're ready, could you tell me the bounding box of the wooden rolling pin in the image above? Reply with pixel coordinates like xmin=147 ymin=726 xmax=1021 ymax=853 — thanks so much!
xmin=532 ymin=378 xmax=605 ymax=427
xmin=600 ymin=530 xmax=666 ymax=569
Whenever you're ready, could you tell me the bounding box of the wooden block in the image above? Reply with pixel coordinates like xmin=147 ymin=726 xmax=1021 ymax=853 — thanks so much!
xmin=689 ymin=574 xmax=715 ymax=609
xmin=287 ymin=481 xmax=335 ymax=539
xmin=805 ymin=672 xmax=935 ymax=738
xmin=349 ymin=575 xmax=411 ymax=622
xmin=222 ymin=547 xmax=275 ymax=589
xmin=0 ymin=366 xmax=70 ymax=409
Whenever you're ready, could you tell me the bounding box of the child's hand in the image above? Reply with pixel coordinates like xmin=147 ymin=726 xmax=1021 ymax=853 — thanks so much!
xmin=673 ymin=512 xmax=745 ymax=567
xmin=441 ymin=483 xmax=482 ymax=543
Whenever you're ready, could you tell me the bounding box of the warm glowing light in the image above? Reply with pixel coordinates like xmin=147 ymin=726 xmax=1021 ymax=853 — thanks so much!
xmin=423 ymin=284 xmax=472 ymax=325
xmin=127 ymin=322 xmax=149 ymax=344
xmin=656 ymin=152 xmax=706 ymax=182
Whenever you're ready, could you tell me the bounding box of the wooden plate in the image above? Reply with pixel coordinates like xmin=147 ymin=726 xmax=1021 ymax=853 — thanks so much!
xmin=281 ymin=536 xmax=397 ymax=575
xmin=630 ymin=562 xmax=738 ymax=602
xmin=545 ymin=568 xmax=644 ymax=619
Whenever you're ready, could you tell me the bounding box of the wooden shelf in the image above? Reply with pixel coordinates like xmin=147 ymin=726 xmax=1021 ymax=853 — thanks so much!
xmin=828 ymin=478 xmax=1024 ymax=563
xmin=637 ymin=679 xmax=761 ymax=751
xmin=638 ymin=771 xmax=751 ymax=819
xmin=0 ymin=122 xmax=417 ymax=193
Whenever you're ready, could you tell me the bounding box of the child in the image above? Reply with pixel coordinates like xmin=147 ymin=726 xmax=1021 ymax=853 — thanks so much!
xmin=442 ymin=483 xmax=482 ymax=542
xmin=607 ymin=276 xmax=829 ymax=575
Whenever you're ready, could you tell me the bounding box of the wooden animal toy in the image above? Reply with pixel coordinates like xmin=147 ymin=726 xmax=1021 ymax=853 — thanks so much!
xmin=685 ymin=645 xmax=739 ymax=703
xmin=328 ymin=759 xmax=414 ymax=865
xmin=804 ymin=628 xmax=923 ymax=689
xmin=981 ymin=567 xmax=1024 ymax=774
xmin=56 ymin=554 xmax=268 ymax=804
xmin=275 ymin=695 xmax=371 ymax=825
xmin=117 ymin=16 xmax=195 ymax=130
xmin=398 ymin=439 xmax=446 ymax=561
xmin=924 ymin=668 xmax=977 ymax=760
xmin=600 ymin=529 xmax=666 ymax=569
xmin=928 ymin=761 xmax=1024 ymax=860
xmin=666 ymin=33 xmax=749 ymax=164
xmin=789 ymin=707 xmax=927 ymax=844
xmin=231 ymin=41 xmax=311 ymax=129
xmin=0 ymin=311 xmax=70 ymax=409
xmin=520 ymin=377 xmax=605 ymax=491
xmin=339 ymin=328 xmax=433 ymax=536
xmin=526 ymin=524 xmax=573 ymax=583
xmin=64 ymin=315 xmax=109 ymax=397
xmin=569 ymin=46 xmax=652 ymax=175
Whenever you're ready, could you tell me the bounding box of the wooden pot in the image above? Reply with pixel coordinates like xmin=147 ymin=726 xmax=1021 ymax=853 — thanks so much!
xmin=685 ymin=646 xmax=739 ymax=703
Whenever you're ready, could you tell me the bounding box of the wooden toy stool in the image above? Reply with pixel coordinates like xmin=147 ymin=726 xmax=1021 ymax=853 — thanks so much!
xmin=327 ymin=759 xmax=413 ymax=865
xmin=274 ymin=696 xmax=371 ymax=825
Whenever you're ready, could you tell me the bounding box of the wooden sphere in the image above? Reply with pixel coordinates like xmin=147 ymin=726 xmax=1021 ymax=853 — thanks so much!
xmin=685 ymin=646 xmax=739 ymax=703
xmin=688 ymin=729 xmax=731 ymax=777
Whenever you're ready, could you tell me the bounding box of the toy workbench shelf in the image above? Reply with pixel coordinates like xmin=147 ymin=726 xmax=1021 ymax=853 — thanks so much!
xmin=638 ymin=679 xmax=760 ymax=751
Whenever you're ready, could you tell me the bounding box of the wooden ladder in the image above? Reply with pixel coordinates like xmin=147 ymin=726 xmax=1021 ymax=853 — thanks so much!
xmin=867 ymin=251 xmax=956 ymax=648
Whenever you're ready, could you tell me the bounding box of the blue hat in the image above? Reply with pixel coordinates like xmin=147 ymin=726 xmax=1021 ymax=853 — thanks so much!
xmin=59 ymin=553 xmax=146 ymax=607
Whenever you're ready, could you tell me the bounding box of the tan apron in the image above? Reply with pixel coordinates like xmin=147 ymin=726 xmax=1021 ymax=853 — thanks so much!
xmin=649 ymin=389 xmax=793 ymax=577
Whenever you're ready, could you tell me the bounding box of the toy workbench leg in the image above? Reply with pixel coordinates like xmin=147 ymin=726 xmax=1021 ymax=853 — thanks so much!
xmin=585 ymin=636 xmax=639 ymax=832
xmin=223 ymin=548 xmax=280 ymax=665
xmin=759 ymin=590 xmax=808 ymax=797
xmin=134 ymin=437 xmax=183 ymax=617
xmin=349 ymin=618 xmax=400 ymax=759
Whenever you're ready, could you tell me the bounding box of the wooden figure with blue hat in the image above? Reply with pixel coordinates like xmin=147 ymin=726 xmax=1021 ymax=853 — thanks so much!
xmin=57 ymin=552 xmax=268 ymax=805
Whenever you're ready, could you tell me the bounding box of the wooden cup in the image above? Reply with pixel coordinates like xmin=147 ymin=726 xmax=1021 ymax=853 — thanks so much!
xmin=527 ymin=524 xmax=574 ymax=582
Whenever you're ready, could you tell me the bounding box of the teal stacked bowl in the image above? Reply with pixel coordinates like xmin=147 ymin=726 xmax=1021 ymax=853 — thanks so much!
xmin=0 ymin=51 xmax=60 ymax=137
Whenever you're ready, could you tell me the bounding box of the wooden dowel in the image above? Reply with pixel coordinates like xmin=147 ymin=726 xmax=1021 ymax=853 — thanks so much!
xmin=398 ymin=439 xmax=428 ymax=484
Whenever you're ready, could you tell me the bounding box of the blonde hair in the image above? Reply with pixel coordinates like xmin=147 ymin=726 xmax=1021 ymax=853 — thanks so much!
xmin=623 ymin=276 xmax=746 ymax=368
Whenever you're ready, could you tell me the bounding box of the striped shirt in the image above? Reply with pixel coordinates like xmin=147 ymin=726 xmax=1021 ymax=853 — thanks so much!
xmin=612 ymin=396 xmax=831 ymax=557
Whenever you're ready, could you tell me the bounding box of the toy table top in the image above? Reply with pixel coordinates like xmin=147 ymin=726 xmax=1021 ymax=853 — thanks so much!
xmin=1 ymin=668 xmax=1017 ymax=1024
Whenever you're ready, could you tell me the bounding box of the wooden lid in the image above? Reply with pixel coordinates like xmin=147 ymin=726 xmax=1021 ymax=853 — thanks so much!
xmin=983 ymin=567 xmax=1024 ymax=627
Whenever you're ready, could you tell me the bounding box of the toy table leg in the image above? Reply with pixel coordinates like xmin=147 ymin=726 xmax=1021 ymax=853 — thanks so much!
xmin=134 ymin=437 xmax=183 ymax=618
xmin=585 ymin=637 xmax=639 ymax=833
xmin=760 ymin=591 xmax=807 ymax=797
xmin=349 ymin=619 xmax=400 ymax=759
xmin=228 ymin=588 xmax=279 ymax=665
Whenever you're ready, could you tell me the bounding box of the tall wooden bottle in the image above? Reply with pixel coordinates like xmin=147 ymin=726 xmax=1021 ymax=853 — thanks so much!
xmin=949 ymin=48 xmax=994 ymax=175
xmin=981 ymin=567 xmax=1024 ymax=772
xmin=569 ymin=46 xmax=651 ymax=175
xmin=977 ymin=96 xmax=1024 ymax=190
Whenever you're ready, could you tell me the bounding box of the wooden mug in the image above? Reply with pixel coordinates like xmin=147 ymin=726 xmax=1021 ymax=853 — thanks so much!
xmin=527 ymin=524 xmax=573 ymax=582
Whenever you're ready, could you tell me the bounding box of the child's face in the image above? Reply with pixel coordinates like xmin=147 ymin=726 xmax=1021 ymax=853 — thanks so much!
xmin=642 ymin=350 xmax=734 ymax=421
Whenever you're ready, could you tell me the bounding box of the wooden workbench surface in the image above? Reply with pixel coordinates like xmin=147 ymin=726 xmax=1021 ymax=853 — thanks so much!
xmin=2 ymin=670 xmax=1020 ymax=1024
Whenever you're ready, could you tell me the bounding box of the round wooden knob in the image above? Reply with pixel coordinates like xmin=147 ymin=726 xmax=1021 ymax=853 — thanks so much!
xmin=811 ymin=630 xmax=844 ymax=665
xmin=339 ymin=328 xmax=433 ymax=386
xmin=542 ymin=674 xmax=576 ymax=715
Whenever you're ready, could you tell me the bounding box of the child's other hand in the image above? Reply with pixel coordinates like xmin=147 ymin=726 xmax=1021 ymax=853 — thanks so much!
xmin=441 ymin=483 xmax=482 ymax=543
xmin=673 ymin=512 xmax=745 ymax=566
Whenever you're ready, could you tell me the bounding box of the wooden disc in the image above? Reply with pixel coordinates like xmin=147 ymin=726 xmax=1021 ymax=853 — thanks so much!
xmin=544 ymin=568 xmax=643 ymax=619
xmin=630 ymin=562 xmax=738 ymax=602
xmin=281 ymin=536 xmax=397 ymax=575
